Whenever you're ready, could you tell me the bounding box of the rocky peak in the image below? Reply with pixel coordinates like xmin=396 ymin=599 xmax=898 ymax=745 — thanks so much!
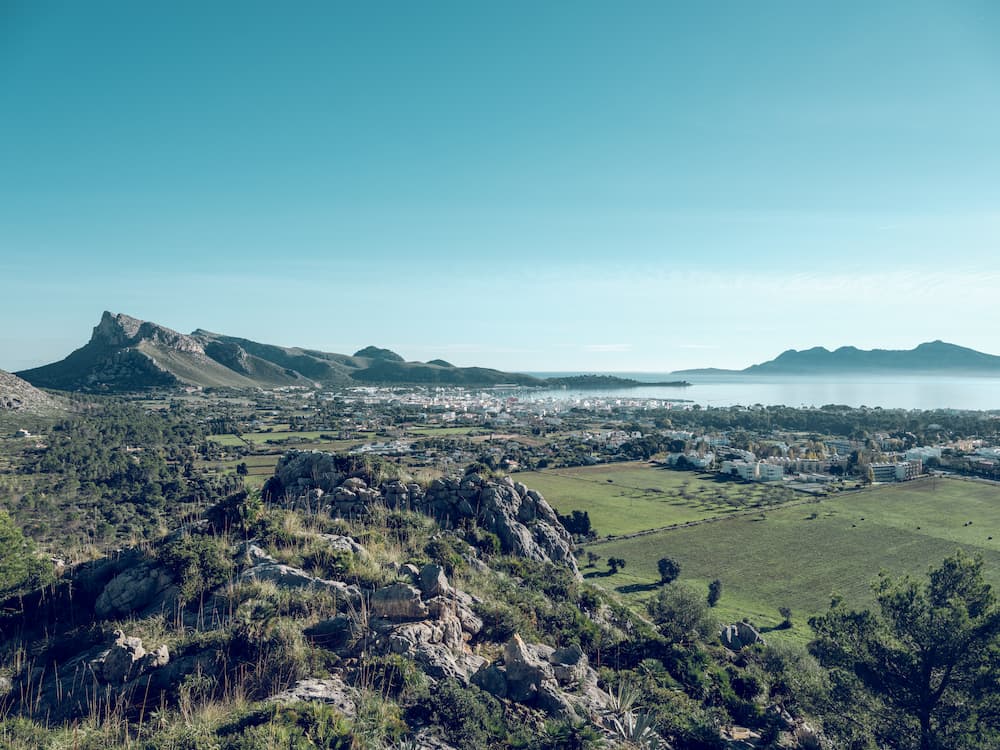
xmin=92 ymin=312 xmax=205 ymax=354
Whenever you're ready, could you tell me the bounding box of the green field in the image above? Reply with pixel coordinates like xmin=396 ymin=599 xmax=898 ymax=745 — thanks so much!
xmin=515 ymin=463 xmax=796 ymax=536
xmin=586 ymin=477 xmax=1000 ymax=639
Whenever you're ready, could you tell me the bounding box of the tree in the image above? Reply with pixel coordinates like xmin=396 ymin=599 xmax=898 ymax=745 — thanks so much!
xmin=707 ymin=579 xmax=722 ymax=607
xmin=810 ymin=553 xmax=1000 ymax=750
xmin=647 ymin=582 xmax=716 ymax=645
xmin=607 ymin=557 xmax=626 ymax=574
xmin=657 ymin=557 xmax=681 ymax=585
xmin=778 ymin=606 xmax=792 ymax=627
xmin=0 ymin=510 xmax=51 ymax=598
xmin=586 ymin=551 xmax=601 ymax=568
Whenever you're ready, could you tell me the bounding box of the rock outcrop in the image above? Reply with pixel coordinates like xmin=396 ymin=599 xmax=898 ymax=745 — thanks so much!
xmin=272 ymin=452 xmax=579 ymax=575
xmin=94 ymin=560 xmax=177 ymax=619
xmin=94 ymin=631 xmax=170 ymax=684
xmin=472 ymin=634 xmax=609 ymax=720
xmin=720 ymin=622 xmax=766 ymax=650
xmin=238 ymin=561 xmax=362 ymax=607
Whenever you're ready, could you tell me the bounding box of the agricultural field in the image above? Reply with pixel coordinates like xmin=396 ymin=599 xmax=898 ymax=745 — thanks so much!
xmin=515 ymin=462 xmax=796 ymax=536
xmin=586 ymin=477 xmax=1000 ymax=641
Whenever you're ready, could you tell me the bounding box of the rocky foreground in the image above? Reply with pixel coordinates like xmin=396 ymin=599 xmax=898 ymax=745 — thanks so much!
xmin=0 ymin=458 xmax=824 ymax=749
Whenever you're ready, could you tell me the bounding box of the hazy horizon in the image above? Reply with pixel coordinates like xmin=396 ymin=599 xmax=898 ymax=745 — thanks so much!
xmin=4 ymin=3 xmax=999 ymax=372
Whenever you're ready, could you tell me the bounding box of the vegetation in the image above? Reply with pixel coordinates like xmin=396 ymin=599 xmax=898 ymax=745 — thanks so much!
xmin=3 ymin=377 xmax=1000 ymax=749
xmin=589 ymin=478 xmax=1000 ymax=637
xmin=810 ymin=553 xmax=1000 ymax=749
xmin=517 ymin=462 xmax=795 ymax=536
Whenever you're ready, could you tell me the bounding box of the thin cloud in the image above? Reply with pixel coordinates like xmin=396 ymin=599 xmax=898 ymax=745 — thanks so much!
xmin=584 ymin=344 xmax=632 ymax=353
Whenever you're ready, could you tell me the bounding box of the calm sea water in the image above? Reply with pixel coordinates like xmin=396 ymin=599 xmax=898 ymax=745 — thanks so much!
xmin=522 ymin=373 xmax=1000 ymax=411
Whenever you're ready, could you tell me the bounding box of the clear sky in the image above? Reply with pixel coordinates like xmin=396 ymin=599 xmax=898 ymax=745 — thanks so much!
xmin=3 ymin=1 xmax=999 ymax=373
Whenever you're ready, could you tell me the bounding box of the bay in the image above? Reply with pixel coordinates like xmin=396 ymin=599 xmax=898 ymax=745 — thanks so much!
xmin=522 ymin=373 xmax=1000 ymax=411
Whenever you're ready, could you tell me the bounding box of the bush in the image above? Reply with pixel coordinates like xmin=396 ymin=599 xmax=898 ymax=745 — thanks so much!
xmin=421 ymin=679 xmax=507 ymax=750
xmin=158 ymin=534 xmax=234 ymax=603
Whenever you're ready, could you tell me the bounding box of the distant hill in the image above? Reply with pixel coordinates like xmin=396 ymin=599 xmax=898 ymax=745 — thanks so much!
xmin=672 ymin=341 xmax=1000 ymax=376
xmin=353 ymin=346 xmax=405 ymax=362
xmin=17 ymin=312 xmax=543 ymax=392
xmin=0 ymin=369 xmax=61 ymax=413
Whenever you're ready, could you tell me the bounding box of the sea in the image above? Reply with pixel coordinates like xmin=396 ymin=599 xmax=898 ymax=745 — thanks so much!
xmin=521 ymin=373 xmax=1000 ymax=412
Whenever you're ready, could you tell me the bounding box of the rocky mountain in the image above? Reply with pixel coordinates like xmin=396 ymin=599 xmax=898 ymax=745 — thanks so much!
xmin=17 ymin=312 xmax=542 ymax=392
xmin=0 ymin=369 xmax=60 ymax=412
xmin=673 ymin=340 xmax=1000 ymax=376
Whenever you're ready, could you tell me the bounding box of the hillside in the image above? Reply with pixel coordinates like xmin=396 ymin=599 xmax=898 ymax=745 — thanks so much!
xmin=17 ymin=312 xmax=542 ymax=391
xmin=0 ymin=369 xmax=62 ymax=413
xmin=672 ymin=341 xmax=1000 ymax=376
xmin=0 ymin=449 xmax=829 ymax=749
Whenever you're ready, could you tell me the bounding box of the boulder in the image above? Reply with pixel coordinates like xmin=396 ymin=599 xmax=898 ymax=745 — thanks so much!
xmin=418 ymin=564 xmax=451 ymax=598
xmin=94 ymin=561 xmax=175 ymax=619
xmin=503 ymin=634 xmax=549 ymax=702
xmin=472 ymin=664 xmax=508 ymax=698
xmin=721 ymin=622 xmax=765 ymax=650
xmin=371 ymin=583 xmax=428 ymax=621
xmin=271 ymin=677 xmax=356 ymax=717
xmin=238 ymin=563 xmax=361 ymax=606
xmin=96 ymin=631 xmax=168 ymax=684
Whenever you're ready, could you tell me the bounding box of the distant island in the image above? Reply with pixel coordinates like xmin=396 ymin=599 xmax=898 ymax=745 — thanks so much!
xmin=543 ymin=374 xmax=690 ymax=389
xmin=672 ymin=341 xmax=1000 ymax=377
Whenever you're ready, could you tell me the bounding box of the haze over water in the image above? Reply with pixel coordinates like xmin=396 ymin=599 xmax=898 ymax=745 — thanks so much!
xmin=524 ymin=374 xmax=1000 ymax=411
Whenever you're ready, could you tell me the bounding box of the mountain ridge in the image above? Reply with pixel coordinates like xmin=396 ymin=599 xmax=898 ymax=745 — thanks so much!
xmin=17 ymin=312 xmax=543 ymax=391
xmin=671 ymin=340 xmax=1000 ymax=376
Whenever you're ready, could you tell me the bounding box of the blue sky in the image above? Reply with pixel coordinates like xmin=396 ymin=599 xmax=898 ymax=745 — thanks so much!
xmin=3 ymin=1 xmax=999 ymax=372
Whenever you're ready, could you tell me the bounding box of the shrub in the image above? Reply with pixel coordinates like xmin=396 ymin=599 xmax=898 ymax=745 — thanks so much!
xmin=158 ymin=534 xmax=234 ymax=603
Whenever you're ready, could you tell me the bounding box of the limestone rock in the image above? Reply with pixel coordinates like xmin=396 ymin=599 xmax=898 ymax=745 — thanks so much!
xmin=721 ymin=622 xmax=766 ymax=650
xmin=94 ymin=561 xmax=175 ymax=619
xmin=238 ymin=563 xmax=361 ymax=606
xmin=317 ymin=534 xmax=368 ymax=558
xmin=418 ymin=564 xmax=451 ymax=598
xmin=503 ymin=634 xmax=548 ymax=701
xmin=97 ymin=631 xmax=168 ymax=684
xmin=371 ymin=583 xmax=428 ymax=621
xmin=271 ymin=677 xmax=356 ymax=717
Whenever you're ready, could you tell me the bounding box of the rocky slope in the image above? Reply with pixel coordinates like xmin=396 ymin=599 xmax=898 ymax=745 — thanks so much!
xmin=0 ymin=369 xmax=60 ymax=412
xmin=267 ymin=451 xmax=580 ymax=576
xmin=0 ymin=464 xmax=826 ymax=749
xmin=18 ymin=311 xmax=543 ymax=391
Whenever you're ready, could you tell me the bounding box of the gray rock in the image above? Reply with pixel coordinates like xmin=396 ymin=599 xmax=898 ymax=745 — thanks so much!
xmin=472 ymin=663 xmax=508 ymax=698
xmin=271 ymin=677 xmax=356 ymax=717
xmin=94 ymin=561 xmax=175 ymax=619
xmin=371 ymin=583 xmax=429 ymax=621
xmin=503 ymin=634 xmax=548 ymax=701
xmin=418 ymin=564 xmax=451 ymax=598
xmin=97 ymin=631 xmax=168 ymax=684
xmin=317 ymin=534 xmax=368 ymax=558
xmin=238 ymin=563 xmax=361 ymax=606
xmin=721 ymin=622 xmax=766 ymax=650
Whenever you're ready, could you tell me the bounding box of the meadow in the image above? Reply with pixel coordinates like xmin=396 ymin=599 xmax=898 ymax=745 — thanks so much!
xmin=515 ymin=462 xmax=797 ymax=536
xmin=586 ymin=477 xmax=1000 ymax=640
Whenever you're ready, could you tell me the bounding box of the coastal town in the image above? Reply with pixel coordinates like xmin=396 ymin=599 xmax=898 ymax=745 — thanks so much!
xmin=164 ymin=383 xmax=1000 ymax=495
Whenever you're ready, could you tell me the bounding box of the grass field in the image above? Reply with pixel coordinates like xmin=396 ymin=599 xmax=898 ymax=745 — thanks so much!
xmin=585 ymin=477 xmax=1000 ymax=641
xmin=515 ymin=463 xmax=796 ymax=536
